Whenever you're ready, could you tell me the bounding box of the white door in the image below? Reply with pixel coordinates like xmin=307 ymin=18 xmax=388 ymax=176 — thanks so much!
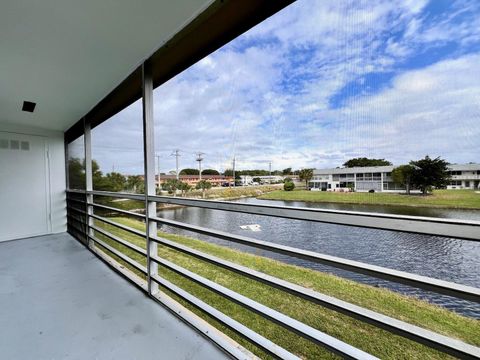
xmin=0 ymin=132 xmax=50 ymax=241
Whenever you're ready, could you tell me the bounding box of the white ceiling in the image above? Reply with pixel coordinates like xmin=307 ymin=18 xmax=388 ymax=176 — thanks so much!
xmin=0 ymin=0 xmax=212 ymax=131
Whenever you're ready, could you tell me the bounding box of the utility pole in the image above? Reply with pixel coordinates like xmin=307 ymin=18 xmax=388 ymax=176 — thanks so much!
xmin=232 ymin=156 xmax=236 ymax=187
xmin=155 ymin=155 xmax=161 ymax=191
xmin=171 ymin=149 xmax=181 ymax=180
xmin=196 ymin=152 xmax=204 ymax=180
xmin=269 ymin=161 xmax=272 ymax=183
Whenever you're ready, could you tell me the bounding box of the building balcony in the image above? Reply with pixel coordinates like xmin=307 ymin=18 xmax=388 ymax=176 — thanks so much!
xmin=2 ymin=1 xmax=480 ymax=359
xmin=451 ymin=174 xmax=480 ymax=180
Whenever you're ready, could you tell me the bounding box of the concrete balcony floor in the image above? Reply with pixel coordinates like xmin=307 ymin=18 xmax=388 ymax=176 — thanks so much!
xmin=0 ymin=233 xmax=228 ymax=360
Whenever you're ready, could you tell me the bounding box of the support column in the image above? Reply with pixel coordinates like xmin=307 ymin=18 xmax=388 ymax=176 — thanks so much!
xmin=142 ymin=61 xmax=158 ymax=295
xmin=84 ymin=119 xmax=94 ymax=248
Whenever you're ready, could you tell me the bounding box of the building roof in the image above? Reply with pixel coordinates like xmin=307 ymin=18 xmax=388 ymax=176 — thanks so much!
xmin=448 ymin=163 xmax=480 ymax=171
xmin=314 ymin=166 xmax=394 ymax=175
xmin=313 ymin=163 xmax=480 ymax=175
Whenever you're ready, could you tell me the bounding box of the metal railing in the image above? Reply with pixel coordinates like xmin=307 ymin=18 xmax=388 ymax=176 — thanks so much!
xmin=66 ymin=189 xmax=480 ymax=360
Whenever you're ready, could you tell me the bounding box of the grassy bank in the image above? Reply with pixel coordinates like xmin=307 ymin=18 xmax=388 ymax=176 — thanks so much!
xmin=258 ymin=189 xmax=480 ymax=209
xmin=99 ymin=185 xmax=281 ymax=212
xmin=92 ymin=216 xmax=479 ymax=359
xmin=188 ymin=184 xmax=281 ymax=200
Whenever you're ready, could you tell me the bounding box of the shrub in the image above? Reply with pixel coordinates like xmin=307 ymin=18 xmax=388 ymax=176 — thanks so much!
xmin=284 ymin=181 xmax=295 ymax=191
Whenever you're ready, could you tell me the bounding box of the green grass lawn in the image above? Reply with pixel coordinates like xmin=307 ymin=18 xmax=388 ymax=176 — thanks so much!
xmin=258 ymin=189 xmax=480 ymax=209
xmin=92 ymin=217 xmax=480 ymax=359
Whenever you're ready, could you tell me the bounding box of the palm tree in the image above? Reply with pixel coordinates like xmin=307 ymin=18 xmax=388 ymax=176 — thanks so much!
xmin=298 ymin=168 xmax=313 ymax=189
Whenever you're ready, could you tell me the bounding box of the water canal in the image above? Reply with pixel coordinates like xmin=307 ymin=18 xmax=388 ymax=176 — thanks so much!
xmin=157 ymin=198 xmax=480 ymax=318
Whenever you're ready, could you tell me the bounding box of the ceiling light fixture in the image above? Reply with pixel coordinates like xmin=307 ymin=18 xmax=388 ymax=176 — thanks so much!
xmin=22 ymin=101 xmax=36 ymax=112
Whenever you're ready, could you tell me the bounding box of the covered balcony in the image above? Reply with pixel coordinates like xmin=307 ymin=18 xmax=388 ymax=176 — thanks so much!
xmin=1 ymin=1 xmax=480 ymax=359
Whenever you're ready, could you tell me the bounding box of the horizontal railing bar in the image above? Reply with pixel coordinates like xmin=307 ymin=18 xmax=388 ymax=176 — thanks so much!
xmin=150 ymin=255 xmax=378 ymax=360
xmin=67 ymin=190 xmax=480 ymax=240
xmin=89 ymin=243 xmax=149 ymax=293
xmin=66 ymin=189 xmax=86 ymax=195
xmin=151 ymin=235 xmax=480 ymax=359
xmin=91 ymin=202 xmax=145 ymax=219
xmin=91 ymin=225 xmax=147 ymax=257
xmin=151 ymin=275 xmax=299 ymax=360
xmin=89 ymin=214 xmax=146 ymax=238
xmin=151 ymin=216 xmax=480 ymax=303
xmin=148 ymin=195 xmax=480 ymax=241
xmin=89 ymin=234 xmax=147 ymax=275
xmin=67 ymin=213 xmax=87 ymax=226
xmin=89 ymin=190 xmax=146 ymax=201
xmin=153 ymin=290 xmax=263 ymax=360
xmin=67 ymin=206 xmax=87 ymax=216
xmin=66 ymin=197 xmax=87 ymax=206
xmin=67 ymin=222 xmax=86 ymax=236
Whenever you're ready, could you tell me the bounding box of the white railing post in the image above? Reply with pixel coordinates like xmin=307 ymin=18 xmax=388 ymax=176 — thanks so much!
xmin=84 ymin=119 xmax=94 ymax=248
xmin=142 ymin=60 xmax=158 ymax=295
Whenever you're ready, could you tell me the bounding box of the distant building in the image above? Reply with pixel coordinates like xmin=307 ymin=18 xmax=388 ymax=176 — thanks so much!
xmin=156 ymin=174 xmax=233 ymax=188
xmin=446 ymin=164 xmax=480 ymax=190
xmin=240 ymin=175 xmax=284 ymax=185
xmin=309 ymin=164 xmax=480 ymax=192
xmin=240 ymin=175 xmax=253 ymax=186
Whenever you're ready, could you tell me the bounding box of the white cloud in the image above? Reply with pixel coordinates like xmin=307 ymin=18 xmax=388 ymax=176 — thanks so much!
xmin=304 ymin=53 xmax=480 ymax=165
xmin=88 ymin=0 xmax=480 ymax=174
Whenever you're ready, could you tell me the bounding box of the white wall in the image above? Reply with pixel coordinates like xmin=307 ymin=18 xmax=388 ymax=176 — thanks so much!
xmin=0 ymin=122 xmax=66 ymax=241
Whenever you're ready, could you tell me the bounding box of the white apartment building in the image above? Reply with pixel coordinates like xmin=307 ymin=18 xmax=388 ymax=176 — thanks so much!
xmin=309 ymin=164 xmax=480 ymax=192
xmin=446 ymin=164 xmax=480 ymax=190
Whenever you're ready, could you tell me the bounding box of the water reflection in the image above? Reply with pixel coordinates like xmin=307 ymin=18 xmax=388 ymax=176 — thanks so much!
xmin=158 ymin=198 xmax=480 ymax=318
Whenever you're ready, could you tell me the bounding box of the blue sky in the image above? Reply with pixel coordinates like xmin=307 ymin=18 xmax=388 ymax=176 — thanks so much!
xmin=86 ymin=0 xmax=480 ymax=175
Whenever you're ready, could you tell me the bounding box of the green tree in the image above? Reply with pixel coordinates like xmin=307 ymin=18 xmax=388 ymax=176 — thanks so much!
xmin=180 ymin=168 xmax=199 ymax=175
xmin=177 ymin=181 xmax=192 ymax=197
xmin=391 ymin=165 xmax=416 ymax=195
xmin=202 ymin=169 xmax=219 ymax=175
xmin=91 ymin=160 xmax=113 ymax=190
xmin=68 ymin=158 xmax=85 ymax=189
xmin=298 ymin=168 xmax=314 ymax=189
xmin=196 ymin=180 xmax=212 ymax=198
xmin=410 ymin=156 xmax=450 ymax=194
xmin=284 ymin=181 xmax=295 ymax=191
xmin=103 ymin=172 xmax=126 ymax=192
xmin=282 ymin=167 xmax=292 ymax=175
xmin=126 ymin=175 xmax=143 ymax=193
xmin=343 ymin=158 xmax=392 ymax=168
xmin=162 ymin=179 xmax=180 ymax=196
